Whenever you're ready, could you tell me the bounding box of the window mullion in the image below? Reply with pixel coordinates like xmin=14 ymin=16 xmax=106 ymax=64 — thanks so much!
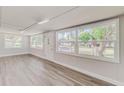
xmin=75 ymin=28 xmax=79 ymax=55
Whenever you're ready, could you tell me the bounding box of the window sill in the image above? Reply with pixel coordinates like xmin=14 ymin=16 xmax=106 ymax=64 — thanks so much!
xmin=56 ymin=51 xmax=119 ymax=64
xmin=30 ymin=47 xmax=43 ymax=50
xmin=5 ymin=48 xmax=23 ymax=49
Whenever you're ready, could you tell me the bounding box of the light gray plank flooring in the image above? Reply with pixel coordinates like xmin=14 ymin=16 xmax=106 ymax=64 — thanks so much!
xmin=0 ymin=54 xmax=113 ymax=86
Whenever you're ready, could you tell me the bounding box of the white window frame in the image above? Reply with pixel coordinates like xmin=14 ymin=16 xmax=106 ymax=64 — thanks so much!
xmin=56 ymin=28 xmax=77 ymax=54
xmin=56 ymin=18 xmax=120 ymax=63
xmin=30 ymin=34 xmax=44 ymax=49
xmin=4 ymin=34 xmax=22 ymax=48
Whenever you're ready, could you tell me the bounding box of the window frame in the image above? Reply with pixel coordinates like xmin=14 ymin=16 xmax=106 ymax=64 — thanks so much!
xmin=56 ymin=28 xmax=77 ymax=54
xmin=4 ymin=34 xmax=22 ymax=49
xmin=56 ymin=18 xmax=120 ymax=63
xmin=30 ymin=34 xmax=44 ymax=49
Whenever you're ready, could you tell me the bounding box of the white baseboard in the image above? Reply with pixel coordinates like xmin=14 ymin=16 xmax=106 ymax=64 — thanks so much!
xmin=0 ymin=52 xmax=29 ymax=58
xmin=30 ymin=52 xmax=124 ymax=86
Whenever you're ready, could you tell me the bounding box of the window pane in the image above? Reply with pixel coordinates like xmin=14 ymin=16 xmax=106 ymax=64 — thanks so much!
xmin=57 ymin=30 xmax=76 ymax=53
xmin=31 ymin=34 xmax=43 ymax=48
xmin=78 ymin=22 xmax=116 ymax=59
xmin=102 ymin=41 xmax=114 ymax=58
xmin=58 ymin=30 xmax=76 ymax=41
xmin=5 ymin=34 xmax=22 ymax=48
xmin=78 ymin=41 xmax=93 ymax=55
xmin=57 ymin=41 xmax=75 ymax=53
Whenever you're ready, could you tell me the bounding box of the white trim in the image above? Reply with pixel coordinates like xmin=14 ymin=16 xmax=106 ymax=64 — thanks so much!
xmin=114 ymin=18 xmax=120 ymax=63
xmin=56 ymin=51 xmax=119 ymax=63
xmin=30 ymin=47 xmax=43 ymax=50
xmin=30 ymin=53 xmax=124 ymax=86
xmin=0 ymin=52 xmax=29 ymax=58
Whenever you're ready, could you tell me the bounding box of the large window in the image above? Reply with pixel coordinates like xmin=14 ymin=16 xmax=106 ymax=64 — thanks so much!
xmin=5 ymin=34 xmax=22 ymax=48
xmin=56 ymin=18 xmax=119 ymax=63
xmin=31 ymin=34 xmax=43 ymax=49
xmin=56 ymin=29 xmax=76 ymax=53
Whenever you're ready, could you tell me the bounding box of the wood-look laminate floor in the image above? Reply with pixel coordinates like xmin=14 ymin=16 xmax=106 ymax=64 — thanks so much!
xmin=0 ymin=54 xmax=113 ymax=86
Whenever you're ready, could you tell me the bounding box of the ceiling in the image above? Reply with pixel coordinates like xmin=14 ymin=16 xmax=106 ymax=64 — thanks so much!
xmin=0 ymin=6 xmax=124 ymax=35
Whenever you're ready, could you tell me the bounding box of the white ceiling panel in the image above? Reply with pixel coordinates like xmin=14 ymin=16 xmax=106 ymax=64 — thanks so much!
xmin=1 ymin=6 xmax=74 ymax=29
xmin=0 ymin=6 xmax=124 ymax=35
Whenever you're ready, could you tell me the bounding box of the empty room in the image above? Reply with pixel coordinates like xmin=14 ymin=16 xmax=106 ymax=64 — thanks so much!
xmin=0 ymin=6 xmax=124 ymax=86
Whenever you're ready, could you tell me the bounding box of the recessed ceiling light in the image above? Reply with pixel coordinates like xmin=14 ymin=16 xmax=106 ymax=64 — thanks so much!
xmin=38 ymin=19 xmax=50 ymax=24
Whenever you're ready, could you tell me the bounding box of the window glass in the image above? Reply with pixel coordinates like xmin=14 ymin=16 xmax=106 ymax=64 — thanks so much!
xmin=78 ymin=23 xmax=116 ymax=59
xmin=57 ymin=30 xmax=76 ymax=53
xmin=31 ymin=34 xmax=43 ymax=48
xmin=5 ymin=34 xmax=22 ymax=48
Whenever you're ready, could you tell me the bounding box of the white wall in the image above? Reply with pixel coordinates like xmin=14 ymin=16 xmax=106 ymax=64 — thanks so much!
xmin=30 ymin=15 xmax=124 ymax=85
xmin=0 ymin=33 xmax=30 ymax=57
